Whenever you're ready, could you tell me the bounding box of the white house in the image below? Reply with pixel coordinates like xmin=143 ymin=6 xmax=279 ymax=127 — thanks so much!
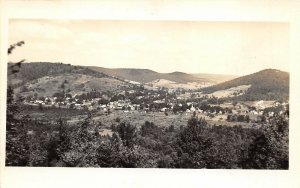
xmin=160 ymin=107 xmax=168 ymax=112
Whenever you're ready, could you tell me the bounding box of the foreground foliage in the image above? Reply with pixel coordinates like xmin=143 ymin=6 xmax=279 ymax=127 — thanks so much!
xmin=6 ymin=99 xmax=289 ymax=168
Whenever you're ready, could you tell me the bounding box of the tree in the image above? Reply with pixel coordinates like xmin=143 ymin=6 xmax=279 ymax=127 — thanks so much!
xmin=98 ymin=98 xmax=109 ymax=105
xmin=34 ymin=93 xmax=38 ymax=100
xmin=115 ymin=117 xmax=121 ymax=123
xmin=53 ymin=92 xmax=64 ymax=102
xmin=172 ymin=104 xmax=181 ymax=113
xmin=247 ymin=115 xmax=288 ymax=169
xmin=140 ymin=121 xmax=163 ymax=140
xmin=69 ymin=103 xmax=75 ymax=109
xmin=245 ymin=115 xmax=250 ymax=123
xmin=237 ymin=115 xmax=245 ymax=122
xmin=227 ymin=114 xmax=232 ymax=122
xmin=174 ymin=117 xmax=213 ymax=168
xmin=58 ymin=114 xmax=99 ymax=167
xmin=38 ymin=96 xmax=45 ymax=101
xmin=8 ymin=41 xmax=25 ymax=54
xmin=116 ymin=122 xmax=137 ymax=148
xmin=96 ymin=133 xmax=122 ymax=167
xmin=6 ymin=41 xmax=30 ymax=166
xmin=65 ymin=93 xmax=72 ymax=98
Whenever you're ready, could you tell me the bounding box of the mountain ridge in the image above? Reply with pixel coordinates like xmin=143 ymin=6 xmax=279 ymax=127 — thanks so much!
xmin=200 ymin=69 xmax=289 ymax=101
xmin=87 ymin=66 xmax=234 ymax=84
xmin=8 ymin=62 xmax=289 ymax=102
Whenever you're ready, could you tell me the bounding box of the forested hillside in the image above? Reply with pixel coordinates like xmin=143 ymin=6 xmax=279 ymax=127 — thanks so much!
xmin=8 ymin=62 xmax=109 ymax=87
xmin=201 ymin=69 xmax=289 ymax=101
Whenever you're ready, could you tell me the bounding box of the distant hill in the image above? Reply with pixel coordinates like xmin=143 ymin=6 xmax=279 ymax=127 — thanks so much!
xmin=88 ymin=66 xmax=211 ymax=84
xmin=10 ymin=63 xmax=288 ymax=101
xmin=200 ymin=69 xmax=289 ymax=101
xmin=88 ymin=67 xmax=161 ymax=83
xmin=192 ymin=73 xmax=238 ymax=84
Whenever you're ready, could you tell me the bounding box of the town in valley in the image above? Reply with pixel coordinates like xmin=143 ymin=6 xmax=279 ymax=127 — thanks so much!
xmin=6 ymin=20 xmax=289 ymax=169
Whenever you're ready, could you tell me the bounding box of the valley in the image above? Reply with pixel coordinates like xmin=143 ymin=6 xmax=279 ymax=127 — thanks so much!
xmin=7 ymin=62 xmax=289 ymax=169
xmin=10 ymin=62 xmax=289 ymax=129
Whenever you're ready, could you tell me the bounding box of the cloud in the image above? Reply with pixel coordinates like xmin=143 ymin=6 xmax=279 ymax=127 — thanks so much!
xmin=8 ymin=20 xmax=289 ymax=75
xmin=9 ymin=20 xmax=73 ymax=41
xmin=75 ymin=32 xmax=107 ymax=45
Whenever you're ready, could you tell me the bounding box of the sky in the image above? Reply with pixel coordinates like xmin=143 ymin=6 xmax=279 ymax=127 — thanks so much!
xmin=8 ymin=19 xmax=289 ymax=76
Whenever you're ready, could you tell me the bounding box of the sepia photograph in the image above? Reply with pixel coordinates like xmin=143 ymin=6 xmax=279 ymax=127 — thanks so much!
xmin=1 ymin=1 xmax=300 ymax=188
xmin=6 ymin=19 xmax=289 ymax=169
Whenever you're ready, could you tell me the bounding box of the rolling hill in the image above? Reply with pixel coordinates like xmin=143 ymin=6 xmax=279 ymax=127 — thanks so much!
xmin=15 ymin=74 xmax=130 ymax=98
xmin=9 ymin=62 xmax=288 ymax=101
xmin=88 ymin=66 xmax=215 ymax=84
xmin=8 ymin=62 xmax=134 ymax=98
xmin=8 ymin=62 xmax=109 ymax=87
xmin=200 ymin=69 xmax=289 ymax=101
xmin=9 ymin=62 xmax=219 ymax=95
xmin=192 ymin=73 xmax=238 ymax=84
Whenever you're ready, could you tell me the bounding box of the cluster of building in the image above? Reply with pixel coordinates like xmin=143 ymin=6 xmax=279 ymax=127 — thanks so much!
xmin=23 ymin=93 xmax=288 ymax=120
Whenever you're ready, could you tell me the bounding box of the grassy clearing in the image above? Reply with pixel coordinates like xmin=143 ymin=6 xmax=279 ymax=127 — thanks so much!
xmin=16 ymin=73 xmax=128 ymax=98
xmin=92 ymin=111 xmax=190 ymax=129
xmin=18 ymin=105 xmax=260 ymax=130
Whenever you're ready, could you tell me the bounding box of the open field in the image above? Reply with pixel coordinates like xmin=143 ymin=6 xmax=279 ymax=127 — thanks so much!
xmin=18 ymin=105 xmax=261 ymax=130
xmin=146 ymin=79 xmax=213 ymax=90
xmin=92 ymin=111 xmax=260 ymax=129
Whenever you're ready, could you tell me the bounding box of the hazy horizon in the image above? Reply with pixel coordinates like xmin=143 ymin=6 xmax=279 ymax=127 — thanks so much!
xmin=8 ymin=20 xmax=289 ymax=76
xmin=8 ymin=61 xmax=289 ymax=77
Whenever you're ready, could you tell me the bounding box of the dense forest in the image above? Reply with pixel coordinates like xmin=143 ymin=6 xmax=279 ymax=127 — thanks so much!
xmin=200 ymin=69 xmax=289 ymax=101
